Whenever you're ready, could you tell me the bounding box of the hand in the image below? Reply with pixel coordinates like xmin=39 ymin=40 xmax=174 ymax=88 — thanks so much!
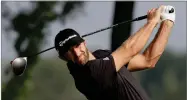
xmin=147 ymin=6 xmax=163 ymax=25
xmin=160 ymin=5 xmax=175 ymax=24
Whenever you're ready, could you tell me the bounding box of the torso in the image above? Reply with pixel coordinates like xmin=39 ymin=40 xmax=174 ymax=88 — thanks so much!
xmin=67 ymin=49 xmax=150 ymax=100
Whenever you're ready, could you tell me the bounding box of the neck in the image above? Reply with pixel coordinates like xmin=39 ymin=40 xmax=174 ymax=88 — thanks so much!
xmin=88 ymin=51 xmax=96 ymax=61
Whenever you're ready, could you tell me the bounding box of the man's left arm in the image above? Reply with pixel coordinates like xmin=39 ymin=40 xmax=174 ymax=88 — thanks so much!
xmin=127 ymin=20 xmax=174 ymax=72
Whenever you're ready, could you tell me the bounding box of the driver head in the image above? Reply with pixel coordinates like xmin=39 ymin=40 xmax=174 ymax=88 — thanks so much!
xmin=11 ymin=57 xmax=27 ymax=76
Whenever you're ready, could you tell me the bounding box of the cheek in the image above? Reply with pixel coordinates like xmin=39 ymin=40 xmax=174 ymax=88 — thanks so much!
xmin=80 ymin=44 xmax=86 ymax=52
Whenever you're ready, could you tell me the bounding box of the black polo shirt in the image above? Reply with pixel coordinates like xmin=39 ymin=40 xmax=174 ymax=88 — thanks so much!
xmin=67 ymin=49 xmax=150 ymax=100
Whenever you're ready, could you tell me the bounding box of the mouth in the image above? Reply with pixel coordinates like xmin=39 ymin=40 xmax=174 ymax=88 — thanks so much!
xmin=75 ymin=54 xmax=84 ymax=63
xmin=78 ymin=55 xmax=84 ymax=61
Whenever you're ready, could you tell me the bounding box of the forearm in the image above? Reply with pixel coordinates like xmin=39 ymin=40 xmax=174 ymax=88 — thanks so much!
xmin=143 ymin=20 xmax=174 ymax=66
xmin=122 ymin=21 xmax=157 ymax=54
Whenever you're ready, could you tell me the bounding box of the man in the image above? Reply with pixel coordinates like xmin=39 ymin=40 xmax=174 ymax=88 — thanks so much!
xmin=54 ymin=5 xmax=175 ymax=100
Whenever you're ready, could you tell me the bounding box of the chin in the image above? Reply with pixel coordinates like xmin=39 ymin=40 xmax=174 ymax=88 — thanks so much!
xmin=76 ymin=56 xmax=88 ymax=65
xmin=80 ymin=61 xmax=86 ymax=65
xmin=75 ymin=60 xmax=84 ymax=65
xmin=78 ymin=60 xmax=87 ymax=66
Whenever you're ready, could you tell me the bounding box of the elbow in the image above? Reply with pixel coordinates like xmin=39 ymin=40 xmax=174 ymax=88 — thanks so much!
xmin=146 ymin=61 xmax=156 ymax=69
xmin=131 ymin=45 xmax=143 ymax=55
xmin=147 ymin=64 xmax=156 ymax=69
xmin=129 ymin=46 xmax=140 ymax=56
xmin=145 ymin=53 xmax=162 ymax=69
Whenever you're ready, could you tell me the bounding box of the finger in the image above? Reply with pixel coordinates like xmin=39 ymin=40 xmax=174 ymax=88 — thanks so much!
xmin=150 ymin=8 xmax=156 ymax=12
xmin=147 ymin=9 xmax=152 ymax=15
xmin=158 ymin=5 xmax=165 ymax=12
xmin=147 ymin=10 xmax=151 ymax=14
xmin=150 ymin=8 xmax=155 ymax=12
xmin=149 ymin=8 xmax=154 ymax=14
xmin=148 ymin=10 xmax=151 ymax=13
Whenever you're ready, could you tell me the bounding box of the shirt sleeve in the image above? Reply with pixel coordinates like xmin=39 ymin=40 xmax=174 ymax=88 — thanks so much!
xmin=86 ymin=55 xmax=117 ymax=86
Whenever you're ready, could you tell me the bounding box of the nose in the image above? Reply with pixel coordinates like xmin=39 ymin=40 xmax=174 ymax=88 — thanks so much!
xmin=72 ymin=47 xmax=82 ymax=58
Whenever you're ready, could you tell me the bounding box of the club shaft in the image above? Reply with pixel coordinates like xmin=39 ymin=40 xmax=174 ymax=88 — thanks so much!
xmin=27 ymin=47 xmax=55 ymax=58
xmin=27 ymin=15 xmax=147 ymax=58
xmin=82 ymin=15 xmax=147 ymax=37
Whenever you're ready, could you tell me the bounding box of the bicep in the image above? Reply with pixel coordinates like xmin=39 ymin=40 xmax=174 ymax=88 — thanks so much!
xmin=111 ymin=45 xmax=136 ymax=72
xmin=127 ymin=54 xmax=152 ymax=72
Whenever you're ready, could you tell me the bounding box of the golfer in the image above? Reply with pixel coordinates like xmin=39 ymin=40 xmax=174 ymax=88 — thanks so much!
xmin=54 ymin=5 xmax=175 ymax=100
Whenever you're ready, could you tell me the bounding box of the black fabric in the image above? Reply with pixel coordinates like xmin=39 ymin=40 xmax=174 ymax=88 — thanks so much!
xmin=67 ymin=49 xmax=150 ymax=100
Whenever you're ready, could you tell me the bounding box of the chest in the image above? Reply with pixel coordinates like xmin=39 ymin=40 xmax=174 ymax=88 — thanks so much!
xmin=116 ymin=67 xmax=150 ymax=100
xmin=72 ymin=69 xmax=101 ymax=96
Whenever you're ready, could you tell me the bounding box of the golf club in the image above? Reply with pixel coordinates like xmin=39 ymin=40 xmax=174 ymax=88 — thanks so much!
xmin=11 ymin=15 xmax=147 ymax=76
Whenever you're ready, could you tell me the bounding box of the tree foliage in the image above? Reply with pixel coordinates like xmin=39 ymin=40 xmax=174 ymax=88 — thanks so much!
xmin=2 ymin=1 xmax=84 ymax=100
xmin=111 ymin=1 xmax=134 ymax=51
xmin=1 ymin=1 xmax=185 ymax=100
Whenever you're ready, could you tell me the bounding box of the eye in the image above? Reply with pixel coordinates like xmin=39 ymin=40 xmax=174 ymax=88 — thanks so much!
xmin=75 ymin=44 xmax=80 ymax=48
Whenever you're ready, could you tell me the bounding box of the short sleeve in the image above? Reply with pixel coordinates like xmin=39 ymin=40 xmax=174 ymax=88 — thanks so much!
xmin=85 ymin=55 xmax=117 ymax=86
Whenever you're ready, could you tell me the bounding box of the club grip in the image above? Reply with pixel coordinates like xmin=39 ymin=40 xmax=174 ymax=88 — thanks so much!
xmin=136 ymin=15 xmax=147 ymax=21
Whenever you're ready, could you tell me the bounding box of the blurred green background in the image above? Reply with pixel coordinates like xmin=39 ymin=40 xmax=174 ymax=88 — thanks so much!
xmin=1 ymin=1 xmax=186 ymax=100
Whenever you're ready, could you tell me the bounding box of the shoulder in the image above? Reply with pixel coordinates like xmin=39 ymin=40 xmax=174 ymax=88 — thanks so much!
xmin=85 ymin=54 xmax=115 ymax=70
xmin=88 ymin=49 xmax=115 ymax=70
xmin=92 ymin=49 xmax=112 ymax=54
xmin=85 ymin=55 xmax=117 ymax=85
xmin=67 ymin=61 xmax=80 ymax=74
xmin=92 ymin=49 xmax=112 ymax=59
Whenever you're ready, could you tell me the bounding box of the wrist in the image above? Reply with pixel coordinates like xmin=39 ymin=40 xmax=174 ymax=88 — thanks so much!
xmin=147 ymin=20 xmax=158 ymax=27
xmin=162 ymin=20 xmax=174 ymax=28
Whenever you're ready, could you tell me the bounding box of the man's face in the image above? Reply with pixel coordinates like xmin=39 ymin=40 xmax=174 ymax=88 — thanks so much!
xmin=63 ymin=41 xmax=89 ymax=65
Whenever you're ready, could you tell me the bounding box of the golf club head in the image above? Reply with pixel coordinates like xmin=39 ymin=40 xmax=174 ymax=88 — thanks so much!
xmin=11 ymin=57 xmax=27 ymax=76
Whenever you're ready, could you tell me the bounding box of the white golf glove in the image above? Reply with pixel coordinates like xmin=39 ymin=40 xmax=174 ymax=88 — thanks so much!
xmin=160 ymin=5 xmax=176 ymax=23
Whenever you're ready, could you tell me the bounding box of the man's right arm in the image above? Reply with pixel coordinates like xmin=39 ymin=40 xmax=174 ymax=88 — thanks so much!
xmin=111 ymin=7 xmax=162 ymax=71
